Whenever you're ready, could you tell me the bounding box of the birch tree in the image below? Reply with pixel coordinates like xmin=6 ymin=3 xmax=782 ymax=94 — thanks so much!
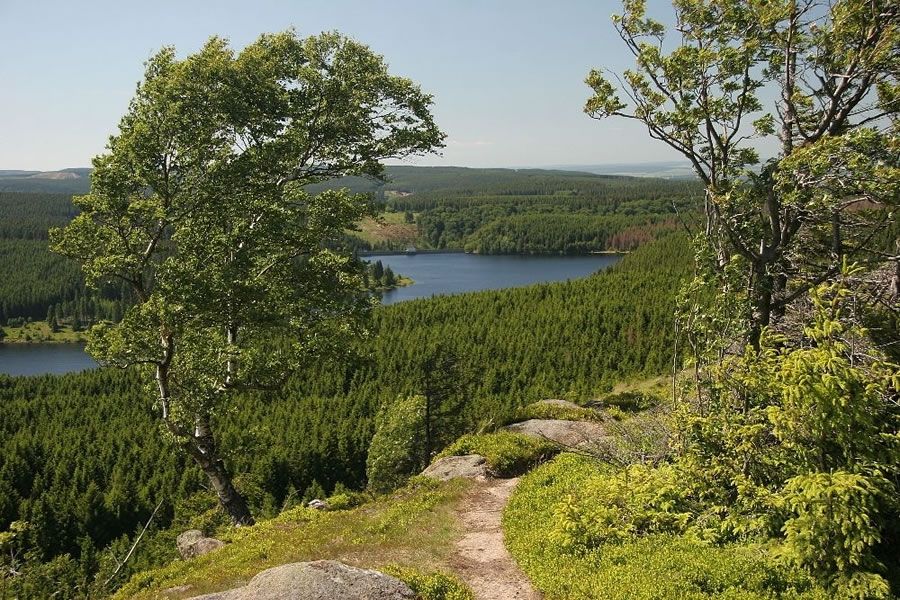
xmin=586 ymin=0 xmax=899 ymax=349
xmin=51 ymin=30 xmax=444 ymax=525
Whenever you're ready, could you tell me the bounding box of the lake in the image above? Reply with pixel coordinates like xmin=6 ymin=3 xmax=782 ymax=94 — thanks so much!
xmin=0 ymin=253 xmax=622 ymax=375
xmin=374 ymin=252 xmax=622 ymax=305
xmin=0 ymin=343 xmax=98 ymax=376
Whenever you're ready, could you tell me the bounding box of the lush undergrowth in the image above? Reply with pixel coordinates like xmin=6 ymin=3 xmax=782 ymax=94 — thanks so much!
xmin=504 ymin=454 xmax=832 ymax=600
xmin=114 ymin=477 xmax=472 ymax=599
xmin=512 ymin=400 xmax=603 ymax=422
xmin=436 ymin=432 xmax=559 ymax=477
xmin=383 ymin=565 xmax=474 ymax=600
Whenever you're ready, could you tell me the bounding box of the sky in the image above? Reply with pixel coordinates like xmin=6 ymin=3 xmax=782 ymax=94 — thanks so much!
xmin=0 ymin=0 xmax=692 ymax=171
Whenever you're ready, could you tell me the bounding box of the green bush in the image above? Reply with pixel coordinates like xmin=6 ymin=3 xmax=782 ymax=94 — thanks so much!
xmin=512 ymin=401 xmax=602 ymax=423
xmin=779 ymin=471 xmax=893 ymax=599
xmin=367 ymin=395 xmax=429 ymax=494
xmin=550 ymin=462 xmax=694 ymax=552
xmin=383 ymin=565 xmax=474 ymax=600
xmin=595 ymin=390 xmax=659 ymax=413
xmin=503 ymin=454 xmax=830 ymax=599
xmin=325 ymin=490 xmax=371 ymax=511
xmin=436 ymin=431 xmax=559 ymax=477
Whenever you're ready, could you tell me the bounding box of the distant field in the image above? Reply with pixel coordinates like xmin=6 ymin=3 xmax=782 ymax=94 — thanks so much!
xmin=353 ymin=211 xmax=419 ymax=247
xmin=1 ymin=321 xmax=88 ymax=343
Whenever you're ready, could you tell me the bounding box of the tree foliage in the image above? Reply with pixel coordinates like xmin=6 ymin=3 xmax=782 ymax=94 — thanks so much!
xmin=50 ymin=30 xmax=443 ymax=525
xmin=584 ymin=2 xmax=900 ymax=595
xmin=366 ymin=394 xmax=429 ymax=494
xmin=587 ymin=0 xmax=900 ymax=347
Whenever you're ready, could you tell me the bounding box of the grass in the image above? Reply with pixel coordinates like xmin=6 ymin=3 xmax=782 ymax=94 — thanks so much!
xmin=591 ymin=375 xmax=670 ymax=418
xmin=435 ymin=431 xmax=559 ymax=477
xmin=607 ymin=374 xmax=670 ymax=397
xmin=1 ymin=322 xmax=88 ymax=343
xmin=114 ymin=477 xmax=473 ymax=600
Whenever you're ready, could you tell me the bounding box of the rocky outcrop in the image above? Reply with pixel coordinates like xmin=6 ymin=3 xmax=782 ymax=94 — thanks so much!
xmin=189 ymin=560 xmax=414 ymax=600
xmin=421 ymin=454 xmax=489 ymax=481
xmin=177 ymin=530 xmax=225 ymax=559
xmin=504 ymin=418 xmax=607 ymax=449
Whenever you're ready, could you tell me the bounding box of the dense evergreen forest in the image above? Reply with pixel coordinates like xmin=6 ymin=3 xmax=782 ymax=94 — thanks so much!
xmin=345 ymin=167 xmax=702 ymax=252
xmin=0 ymin=234 xmax=691 ymax=596
xmin=0 ymin=168 xmax=697 ymax=324
xmin=0 ymin=192 xmax=127 ymax=324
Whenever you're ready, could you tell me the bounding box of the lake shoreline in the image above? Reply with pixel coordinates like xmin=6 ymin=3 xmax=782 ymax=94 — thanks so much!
xmin=0 ymin=342 xmax=98 ymax=376
xmin=377 ymin=252 xmax=622 ymax=305
xmin=1 ymin=254 xmax=621 ymax=374
xmin=361 ymin=249 xmax=630 ymax=257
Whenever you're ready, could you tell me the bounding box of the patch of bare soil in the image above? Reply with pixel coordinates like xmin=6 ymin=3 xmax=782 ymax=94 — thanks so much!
xmin=449 ymin=478 xmax=541 ymax=600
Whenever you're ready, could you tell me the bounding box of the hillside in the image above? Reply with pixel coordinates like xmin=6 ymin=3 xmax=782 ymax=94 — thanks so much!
xmin=0 ymin=169 xmax=91 ymax=194
xmin=0 ymin=167 xmax=696 ymax=326
xmin=0 ymin=235 xmax=693 ymax=597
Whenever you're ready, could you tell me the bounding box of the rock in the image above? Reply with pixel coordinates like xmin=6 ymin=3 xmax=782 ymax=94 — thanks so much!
xmin=188 ymin=560 xmax=415 ymax=600
xmin=177 ymin=529 xmax=225 ymax=559
xmin=307 ymin=499 xmax=327 ymax=510
xmin=421 ymin=454 xmax=489 ymax=481
xmin=504 ymin=419 xmax=607 ymax=449
xmin=177 ymin=530 xmax=204 ymax=550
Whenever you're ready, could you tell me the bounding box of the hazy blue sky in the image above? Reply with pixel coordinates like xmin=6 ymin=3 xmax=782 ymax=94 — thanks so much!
xmin=1 ymin=0 xmax=690 ymax=170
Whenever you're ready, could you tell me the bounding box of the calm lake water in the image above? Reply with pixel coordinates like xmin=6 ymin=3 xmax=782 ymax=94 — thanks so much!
xmin=0 ymin=343 xmax=98 ymax=376
xmin=1 ymin=253 xmax=622 ymax=376
xmin=374 ymin=252 xmax=622 ymax=305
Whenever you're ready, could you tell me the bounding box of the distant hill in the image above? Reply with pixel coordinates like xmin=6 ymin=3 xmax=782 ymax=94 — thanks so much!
xmin=308 ymin=165 xmax=688 ymax=196
xmin=0 ymin=168 xmax=91 ymax=194
xmin=0 ymin=164 xmax=696 ymax=196
xmin=546 ymin=161 xmax=697 ymax=179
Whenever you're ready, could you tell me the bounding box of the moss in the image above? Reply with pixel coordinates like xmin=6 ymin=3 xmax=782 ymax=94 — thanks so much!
xmin=435 ymin=431 xmax=559 ymax=477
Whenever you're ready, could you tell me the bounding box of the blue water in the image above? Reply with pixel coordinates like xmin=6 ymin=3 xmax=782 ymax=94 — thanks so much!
xmin=0 ymin=254 xmax=622 ymax=375
xmin=373 ymin=252 xmax=622 ymax=305
xmin=0 ymin=343 xmax=98 ymax=376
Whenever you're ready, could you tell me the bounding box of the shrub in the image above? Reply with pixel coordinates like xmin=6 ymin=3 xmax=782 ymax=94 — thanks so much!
xmin=504 ymin=454 xmax=830 ymax=599
xmin=512 ymin=401 xmax=602 ymax=423
xmin=601 ymin=409 xmax=670 ymax=466
xmin=778 ymin=471 xmax=893 ymax=599
xmin=367 ymin=395 xmax=428 ymax=494
xmin=436 ymin=431 xmax=558 ymax=477
xmin=595 ymin=390 xmax=659 ymax=412
xmin=383 ymin=565 xmax=474 ymax=600
xmin=325 ymin=490 xmax=371 ymax=511
xmin=550 ymin=462 xmax=694 ymax=553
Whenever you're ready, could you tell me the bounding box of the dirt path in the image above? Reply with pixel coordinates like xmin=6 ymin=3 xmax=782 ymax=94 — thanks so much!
xmin=449 ymin=477 xmax=542 ymax=600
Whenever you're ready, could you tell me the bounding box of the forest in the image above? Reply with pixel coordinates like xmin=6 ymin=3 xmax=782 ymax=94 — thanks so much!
xmin=2 ymin=1 xmax=897 ymax=597
xmin=0 ymin=234 xmax=692 ymax=596
xmin=349 ymin=167 xmax=701 ymax=252
xmin=0 ymin=168 xmax=697 ymax=326
xmin=0 ymin=192 xmax=128 ymax=326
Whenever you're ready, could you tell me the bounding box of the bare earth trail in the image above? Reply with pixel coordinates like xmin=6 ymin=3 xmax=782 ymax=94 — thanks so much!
xmin=449 ymin=477 xmax=542 ymax=600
